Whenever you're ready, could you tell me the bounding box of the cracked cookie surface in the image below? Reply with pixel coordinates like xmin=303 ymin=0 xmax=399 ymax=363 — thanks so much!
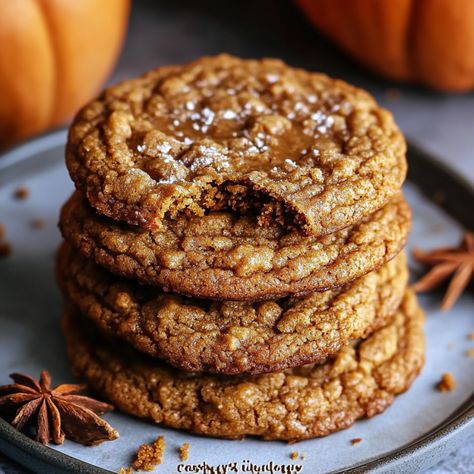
xmin=66 ymin=54 xmax=406 ymax=235
xmin=62 ymin=289 xmax=424 ymax=441
xmin=59 ymin=192 xmax=410 ymax=301
xmin=56 ymin=243 xmax=407 ymax=374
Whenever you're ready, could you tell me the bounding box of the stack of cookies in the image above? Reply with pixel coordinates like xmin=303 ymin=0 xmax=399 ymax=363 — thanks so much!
xmin=57 ymin=55 xmax=425 ymax=441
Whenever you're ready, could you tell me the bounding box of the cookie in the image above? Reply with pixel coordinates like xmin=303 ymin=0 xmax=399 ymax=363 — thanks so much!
xmin=66 ymin=54 xmax=406 ymax=236
xmin=56 ymin=242 xmax=408 ymax=374
xmin=62 ymin=289 xmax=425 ymax=441
xmin=59 ymin=192 xmax=411 ymax=301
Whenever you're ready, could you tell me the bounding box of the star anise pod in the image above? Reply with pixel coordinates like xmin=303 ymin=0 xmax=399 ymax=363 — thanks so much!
xmin=412 ymin=231 xmax=474 ymax=311
xmin=0 ymin=370 xmax=119 ymax=446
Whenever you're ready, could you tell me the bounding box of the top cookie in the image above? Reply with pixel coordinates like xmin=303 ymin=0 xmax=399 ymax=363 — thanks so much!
xmin=66 ymin=54 xmax=406 ymax=235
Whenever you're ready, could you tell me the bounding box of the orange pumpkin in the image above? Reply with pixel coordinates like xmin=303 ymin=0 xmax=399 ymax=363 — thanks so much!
xmin=296 ymin=0 xmax=474 ymax=92
xmin=0 ymin=0 xmax=130 ymax=147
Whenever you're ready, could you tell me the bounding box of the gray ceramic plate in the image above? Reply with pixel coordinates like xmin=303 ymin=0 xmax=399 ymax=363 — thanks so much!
xmin=0 ymin=130 xmax=473 ymax=474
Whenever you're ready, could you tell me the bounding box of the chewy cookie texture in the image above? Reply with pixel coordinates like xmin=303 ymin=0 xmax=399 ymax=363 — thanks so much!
xmin=66 ymin=54 xmax=406 ymax=236
xmin=56 ymin=55 xmax=423 ymax=442
xmin=62 ymin=290 xmax=424 ymax=442
xmin=59 ymin=192 xmax=411 ymax=301
xmin=56 ymin=243 xmax=408 ymax=374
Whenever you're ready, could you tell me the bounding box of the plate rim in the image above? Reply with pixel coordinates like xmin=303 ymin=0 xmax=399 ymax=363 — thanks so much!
xmin=0 ymin=129 xmax=473 ymax=474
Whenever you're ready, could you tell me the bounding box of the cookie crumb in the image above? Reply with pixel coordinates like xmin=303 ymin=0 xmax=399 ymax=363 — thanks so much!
xmin=300 ymin=454 xmax=306 ymax=460
xmin=133 ymin=435 xmax=165 ymax=471
xmin=466 ymin=348 xmax=474 ymax=358
xmin=468 ymin=332 xmax=474 ymax=340
xmin=351 ymin=438 xmax=363 ymax=445
xmin=0 ymin=242 xmax=11 ymax=259
xmin=118 ymin=468 xmax=133 ymax=474
xmin=13 ymin=186 xmax=29 ymax=200
xmin=290 ymin=451 xmax=299 ymax=460
xmin=31 ymin=218 xmax=46 ymax=229
xmin=437 ymin=372 xmax=456 ymax=392
xmin=180 ymin=442 xmax=190 ymax=461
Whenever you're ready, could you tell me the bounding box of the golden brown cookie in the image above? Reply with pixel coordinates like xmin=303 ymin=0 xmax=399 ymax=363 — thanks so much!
xmin=62 ymin=289 xmax=425 ymax=441
xmin=56 ymin=242 xmax=408 ymax=374
xmin=59 ymin=192 xmax=411 ymax=301
xmin=66 ymin=55 xmax=406 ymax=236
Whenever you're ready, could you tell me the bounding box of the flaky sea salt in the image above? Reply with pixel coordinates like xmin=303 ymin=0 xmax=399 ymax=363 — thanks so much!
xmin=266 ymin=73 xmax=279 ymax=83
xmin=222 ymin=110 xmax=237 ymax=120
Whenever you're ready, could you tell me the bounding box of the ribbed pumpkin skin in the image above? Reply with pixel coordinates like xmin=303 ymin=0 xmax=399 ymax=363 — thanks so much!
xmin=0 ymin=0 xmax=130 ymax=147
xmin=296 ymin=0 xmax=474 ymax=92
